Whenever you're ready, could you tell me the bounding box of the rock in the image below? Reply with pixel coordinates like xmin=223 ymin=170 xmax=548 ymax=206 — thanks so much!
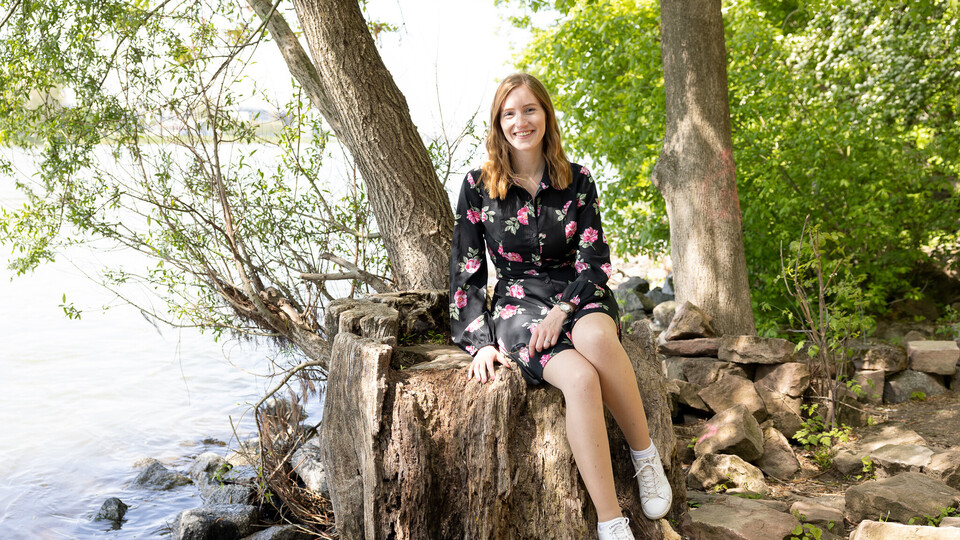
xmin=190 ymin=452 xmax=256 ymax=505
xmin=172 ymin=505 xmax=258 ymax=540
xmin=240 ymin=525 xmax=316 ymax=540
xmin=718 ymin=335 xmax=795 ymax=365
xmin=189 ymin=453 xmax=228 ymax=483
xmin=830 ymin=385 xmax=871 ymax=428
xmin=754 ymin=362 xmax=810 ymax=398
xmin=94 ymin=497 xmax=128 ymax=524
xmin=904 ymin=329 xmax=930 ymax=343
xmin=884 ymin=370 xmax=948 ymax=403
xmin=694 ymin=404 xmax=764 ymax=462
xmin=908 ymin=341 xmax=960 ymax=376
xmin=697 ymin=375 xmax=767 ymax=422
xmin=941 ymin=516 xmax=960 ymax=528
xmin=614 ymin=286 xmax=646 ymax=313
xmin=662 ymin=301 xmax=715 ymax=341
xmin=289 ymin=437 xmax=329 ymax=497
xmin=687 ymin=453 xmax=768 ymax=495
xmin=789 ymin=499 xmax=844 ymax=531
xmin=673 ymin=379 xmax=710 ymax=412
xmin=662 ymin=356 xmax=686 ymax=381
xmin=681 ymin=358 xmax=748 ymax=387
xmin=646 ymin=286 xmax=675 ymax=306
xmin=757 ymin=389 xmax=804 ymax=439
xmin=844 ymin=472 xmax=960 ymax=524
xmin=658 ymin=337 xmax=721 ymax=358
xmin=870 ymin=444 xmax=935 ymax=477
xmin=852 ymin=370 xmax=885 ymax=404
xmin=755 ymin=427 xmax=799 ymax=479
xmin=662 ymin=273 xmax=674 ymax=295
xmin=134 ymin=460 xmax=191 ymax=490
xmin=850 ymin=520 xmax=960 ymax=539
xmin=619 ymin=276 xmax=651 ymax=295
xmin=681 ymin=494 xmax=800 ymax=540
xmin=259 ymin=396 xmax=305 ymax=423
xmin=925 ymin=450 xmax=960 ymax=489
xmin=653 ymin=300 xmax=678 ymax=329
xmin=850 ymin=343 xmax=909 ymax=372
xmin=952 ymin=370 xmax=960 ymax=392
xmin=833 ymin=423 xmax=928 ymax=475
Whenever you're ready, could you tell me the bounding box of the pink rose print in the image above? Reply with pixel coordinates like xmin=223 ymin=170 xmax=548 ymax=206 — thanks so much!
xmin=565 ymin=331 xmax=573 ymax=341
xmin=466 ymin=345 xmax=477 ymax=354
xmin=518 ymin=347 xmax=530 ymax=364
xmin=466 ymin=209 xmax=481 ymax=224
xmin=580 ymin=165 xmax=591 ymax=176
xmin=467 ymin=173 xmax=476 ymax=187
xmin=570 ymin=295 xmax=581 ymax=305
xmin=464 ymin=259 xmax=481 ymax=273
xmin=582 ymin=302 xmax=601 ymax=310
xmin=575 ymin=261 xmax=588 ymax=273
xmin=565 ymin=221 xmax=577 ymax=239
xmin=503 ymin=251 xmax=523 ymax=263
xmin=562 ymin=200 xmax=572 ymax=214
xmin=582 ymin=227 xmax=599 ymax=244
xmin=539 ymin=353 xmax=552 ymax=367
xmin=525 ymin=269 xmax=538 ymax=275
xmin=517 ymin=206 xmax=529 ymax=225
xmin=465 ymin=316 xmax=485 ymax=332
xmin=508 ymin=284 xmax=525 ymax=299
xmin=601 ymin=263 xmax=613 ymax=277
xmin=454 ymin=289 xmax=467 ymax=308
xmin=500 ymin=305 xmax=519 ymax=319
xmin=540 ymin=181 xmax=548 ymax=190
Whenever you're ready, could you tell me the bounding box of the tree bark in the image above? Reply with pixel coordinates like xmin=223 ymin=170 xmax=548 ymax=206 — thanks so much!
xmin=319 ymin=292 xmax=681 ymax=539
xmin=652 ymin=0 xmax=756 ymax=336
xmin=250 ymin=0 xmax=454 ymax=291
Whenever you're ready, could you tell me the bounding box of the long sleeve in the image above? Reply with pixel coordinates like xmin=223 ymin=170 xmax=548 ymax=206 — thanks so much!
xmin=449 ymin=171 xmax=496 ymax=356
xmin=560 ymin=171 xmax=614 ymax=305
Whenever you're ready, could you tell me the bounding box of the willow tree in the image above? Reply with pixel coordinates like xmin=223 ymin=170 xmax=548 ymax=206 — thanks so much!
xmin=0 ymin=0 xmax=456 ymax=367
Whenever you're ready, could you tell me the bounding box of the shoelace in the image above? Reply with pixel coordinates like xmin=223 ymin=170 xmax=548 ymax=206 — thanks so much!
xmin=607 ymin=517 xmax=632 ymax=539
xmin=633 ymin=459 xmax=667 ymax=501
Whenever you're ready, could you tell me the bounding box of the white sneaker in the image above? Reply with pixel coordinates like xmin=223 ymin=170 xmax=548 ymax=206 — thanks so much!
xmin=631 ymin=446 xmax=673 ymax=519
xmin=598 ymin=517 xmax=635 ymax=540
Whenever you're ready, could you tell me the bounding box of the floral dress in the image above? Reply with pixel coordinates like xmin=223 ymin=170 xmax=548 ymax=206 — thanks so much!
xmin=449 ymin=163 xmax=621 ymax=385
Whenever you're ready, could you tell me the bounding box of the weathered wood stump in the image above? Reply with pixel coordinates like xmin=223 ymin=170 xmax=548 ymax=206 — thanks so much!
xmin=320 ymin=291 xmax=681 ymax=539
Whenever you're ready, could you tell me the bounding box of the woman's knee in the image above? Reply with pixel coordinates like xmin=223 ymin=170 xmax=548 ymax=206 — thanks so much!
xmin=544 ymin=351 xmax=601 ymax=397
xmin=571 ymin=314 xmax=620 ymax=357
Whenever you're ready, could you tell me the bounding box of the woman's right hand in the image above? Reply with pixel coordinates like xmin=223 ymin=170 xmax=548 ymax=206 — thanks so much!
xmin=467 ymin=345 xmax=512 ymax=384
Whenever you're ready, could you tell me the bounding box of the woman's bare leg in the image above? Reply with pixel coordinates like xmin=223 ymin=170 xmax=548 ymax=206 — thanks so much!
xmin=572 ymin=313 xmax=652 ymax=451
xmin=542 ymin=349 xmax=622 ymax=522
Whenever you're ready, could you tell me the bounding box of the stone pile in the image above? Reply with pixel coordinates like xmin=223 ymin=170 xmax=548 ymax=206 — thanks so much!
xmin=613 ymin=275 xmax=676 ymax=330
xmin=847 ymin=340 xmax=960 ymax=405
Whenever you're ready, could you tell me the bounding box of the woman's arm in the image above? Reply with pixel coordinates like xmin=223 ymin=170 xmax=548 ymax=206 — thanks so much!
xmin=559 ymin=169 xmax=614 ymax=306
xmin=450 ymin=171 xmax=497 ymax=356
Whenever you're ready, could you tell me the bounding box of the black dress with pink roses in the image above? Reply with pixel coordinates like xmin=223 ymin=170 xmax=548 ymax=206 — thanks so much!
xmin=449 ymin=163 xmax=621 ymax=385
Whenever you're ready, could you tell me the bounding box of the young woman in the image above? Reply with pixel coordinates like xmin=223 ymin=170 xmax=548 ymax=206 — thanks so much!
xmin=449 ymin=73 xmax=672 ymax=540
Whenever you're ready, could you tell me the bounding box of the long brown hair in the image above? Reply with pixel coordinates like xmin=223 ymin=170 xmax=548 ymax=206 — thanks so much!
xmin=481 ymin=73 xmax=571 ymax=199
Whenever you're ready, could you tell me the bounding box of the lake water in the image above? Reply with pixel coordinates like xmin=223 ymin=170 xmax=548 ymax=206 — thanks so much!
xmin=0 ymin=152 xmax=321 ymax=538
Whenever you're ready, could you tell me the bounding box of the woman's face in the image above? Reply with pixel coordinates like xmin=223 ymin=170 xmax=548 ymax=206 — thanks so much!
xmin=499 ymin=84 xmax=546 ymax=156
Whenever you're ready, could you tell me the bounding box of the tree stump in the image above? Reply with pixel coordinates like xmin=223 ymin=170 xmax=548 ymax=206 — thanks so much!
xmin=320 ymin=291 xmax=681 ymax=539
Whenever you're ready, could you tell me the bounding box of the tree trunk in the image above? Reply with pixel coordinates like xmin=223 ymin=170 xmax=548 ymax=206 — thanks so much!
xmin=279 ymin=0 xmax=453 ymax=291
xmin=319 ymin=292 xmax=682 ymax=539
xmin=652 ymin=0 xmax=756 ymax=336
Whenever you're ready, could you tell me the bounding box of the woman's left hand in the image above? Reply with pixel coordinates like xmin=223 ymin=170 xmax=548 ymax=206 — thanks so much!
xmin=528 ymin=305 xmax=568 ymax=353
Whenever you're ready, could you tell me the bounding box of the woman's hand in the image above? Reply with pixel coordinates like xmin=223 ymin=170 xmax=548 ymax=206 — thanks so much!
xmin=467 ymin=345 xmax=512 ymax=384
xmin=528 ymin=305 xmax=568 ymax=353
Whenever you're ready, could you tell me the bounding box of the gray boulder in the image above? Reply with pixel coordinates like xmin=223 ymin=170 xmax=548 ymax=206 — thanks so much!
xmin=870 ymin=444 xmax=935 ymax=477
xmin=681 ymin=358 xmax=748 ymax=387
xmin=851 ymin=520 xmax=960 ymax=539
xmin=694 ymin=404 xmax=764 ymax=462
xmin=757 ymin=388 xmax=804 ymax=439
xmin=134 ymin=460 xmax=191 ymax=490
xmin=755 ymin=427 xmax=799 ymax=480
xmin=850 ymin=343 xmax=908 ymax=372
xmin=652 ymin=300 xmax=678 ymax=330
xmin=852 ymin=370 xmax=885 ymax=404
xmin=698 ymin=375 xmax=767 ymax=422
xmin=941 ymin=516 xmax=960 ymax=528
xmin=645 ymin=286 xmax=674 ymax=306
xmin=172 ymin=504 xmax=258 ymax=540
xmin=833 ymin=423 xmax=928 ymax=475
xmin=662 ymin=301 xmax=715 ymax=341
xmin=289 ymin=437 xmax=330 ymax=497
xmin=926 ymin=450 xmax=960 ymax=489
xmin=844 ymin=472 xmax=960 ymax=524
xmin=672 ymin=379 xmax=710 ymax=412
xmin=907 ymin=341 xmax=960 ymax=375
xmin=94 ymin=497 xmax=128 ymax=524
xmin=190 ymin=453 xmax=256 ymax=505
xmin=789 ymin=499 xmax=844 ymax=531
xmin=662 ymin=356 xmax=686 ymax=381
xmin=687 ymin=453 xmax=768 ymax=495
xmin=681 ymin=495 xmax=800 ymax=540
xmin=658 ymin=337 xmax=721 ymax=358
xmin=884 ymin=370 xmax=947 ymax=403
xmin=754 ymin=362 xmax=810 ymax=398
xmin=718 ymin=335 xmax=795 ymax=364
